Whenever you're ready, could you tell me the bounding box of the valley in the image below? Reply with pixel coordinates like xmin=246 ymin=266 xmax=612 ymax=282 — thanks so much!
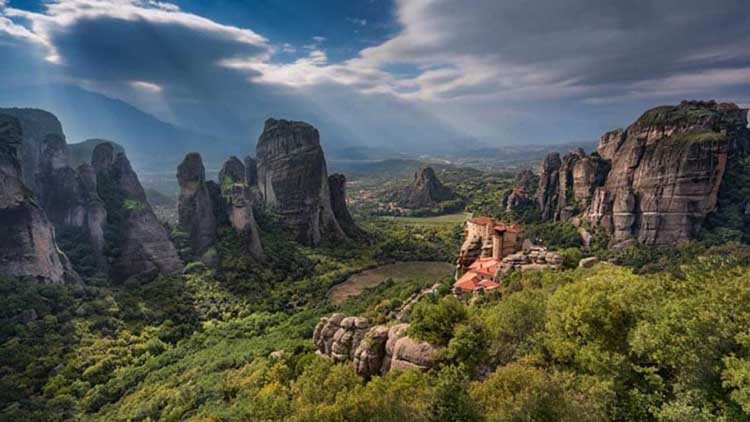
xmin=2 ymin=0 xmax=750 ymax=419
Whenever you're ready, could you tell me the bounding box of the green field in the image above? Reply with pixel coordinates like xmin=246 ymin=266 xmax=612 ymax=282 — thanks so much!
xmin=377 ymin=212 xmax=471 ymax=227
xmin=328 ymin=261 xmax=455 ymax=304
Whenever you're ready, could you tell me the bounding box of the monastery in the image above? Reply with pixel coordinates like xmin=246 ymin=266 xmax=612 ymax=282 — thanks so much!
xmin=454 ymin=217 xmax=523 ymax=294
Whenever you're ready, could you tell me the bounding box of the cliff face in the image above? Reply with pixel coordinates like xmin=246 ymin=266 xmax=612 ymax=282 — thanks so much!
xmin=590 ymin=101 xmax=748 ymax=245
xmin=219 ymin=156 xmax=263 ymax=258
xmin=0 ymin=114 xmax=78 ymax=283
xmin=94 ymin=143 xmax=182 ymax=282
xmin=395 ymin=166 xmax=456 ymax=209
xmin=177 ymin=153 xmax=216 ymax=258
xmin=256 ymin=118 xmax=345 ymax=246
xmin=0 ymin=108 xmax=64 ymax=195
xmin=502 ymin=169 xmax=538 ymax=214
xmin=536 ymin=100 xmax=750 ymax=246
xmin=328 ymin=173 xmax=367 ymax=240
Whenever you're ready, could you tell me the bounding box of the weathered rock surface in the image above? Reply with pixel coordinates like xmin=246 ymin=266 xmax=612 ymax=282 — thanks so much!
xmin=256 ymin=118 xmax=346 ymax=246
xmin=502 ymin=169 xmax=538 ymax=214
xmin=590 ymin=100 xmax=748 ymax=245
xmin=328 ymin=173 xmax=367 ymax=240
xmin=498 ymin=245 xmax=562 ymax=277
xmin=537 ymin=149 xmax=610 ymax=221
xmin=94 ymin=143 xmax=182 ymax=282
xmin=0 ymin=108 xmax=64 ymax=195
xmin=535 ymin=100 xmax=750 ymax=246
xmin=395 ymin=166 xmax=456 ymax=209
xmin=218 ymin=156 xmax=245 ymax=185
xmin=536 ymin=153 xmax=562 ymax=220
xmin=219 ymin=157 xmax=263 ymax=257
xmin=177 ymin=153 xmax=216 ymax=258
xmin=313 ymin=314 xmax=437 ymax=379
xmin=0 ymin=114 xmax=78 ymax=283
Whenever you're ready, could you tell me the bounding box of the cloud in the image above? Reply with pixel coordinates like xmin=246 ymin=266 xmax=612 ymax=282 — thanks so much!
xmin=1 ymin=0 xmax=748 ymax=150
xmin=225 ymin=0 xmax=750 ymax=106
xmin=347 ymin=17 xmax=367 ymax=26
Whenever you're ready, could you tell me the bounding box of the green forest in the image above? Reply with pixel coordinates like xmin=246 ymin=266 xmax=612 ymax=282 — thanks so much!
xmin=4 ymin=203 xmax=750 ymax=421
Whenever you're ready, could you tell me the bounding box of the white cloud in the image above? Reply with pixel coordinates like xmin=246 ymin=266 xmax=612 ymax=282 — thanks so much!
xmin=130 ymin=80 xmax=162 ymax=92
xmin=2 ymin=0 xmax=269 ymax=65
xmin=346 ymin=17 xmax=367 ymax=26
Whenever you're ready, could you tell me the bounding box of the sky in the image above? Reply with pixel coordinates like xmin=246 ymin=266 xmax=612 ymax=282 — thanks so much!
xmin=0 ymin=0 xmax=749 ymax=152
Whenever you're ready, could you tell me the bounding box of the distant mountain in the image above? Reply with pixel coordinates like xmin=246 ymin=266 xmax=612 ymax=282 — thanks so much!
xmin=0 ymin=84 xmax=244 ymax=171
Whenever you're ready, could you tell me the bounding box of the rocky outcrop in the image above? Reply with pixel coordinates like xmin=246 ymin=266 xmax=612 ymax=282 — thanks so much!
xmin=93 ymin=143 xmax=182 ymax=282
xmin=502 ymin=169 xmax=538 ymax=214
xmin=0 ymin=113 xmax=78 ymax=283
xmin=498 ymin=245 xmax=563 ymax=277
xmin=536 ymin=153 xmax=561 ymax=220
xmin=535 ymin=101 xmax=749 ymax=246
xmin=536 ymin=149 xmax=610 ymax=221
xmin=218 ymin=156 xmax=245 ymax=185
xmin=177 ymin=153 xmax=216 ymax=258
xmin=313 ymin=314 xmax=438 ymax=379
xmin=219 ymin=157 xmax=263 ymax=257
xmin=589 ymin=100 xmax=748 ymax=245
xmin=395 ymin=166 xmax=456 ymax=209
xmin=0 ymin=108 xmax=64 ymax=195
xmin=328 ymin=173 xmax=367 ymax=239
xmin=256 ymin=118 xmax=346 ymax=246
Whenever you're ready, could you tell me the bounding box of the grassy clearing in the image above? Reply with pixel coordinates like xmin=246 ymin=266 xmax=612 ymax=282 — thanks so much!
xmin=377 ymin=212 xmax=471 ymax=227
xmin=328 ymin=261 xmax=455 ymax=304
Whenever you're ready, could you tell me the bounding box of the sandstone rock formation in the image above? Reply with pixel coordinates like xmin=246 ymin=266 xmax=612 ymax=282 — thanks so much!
xmin=328 ymin=173 xmax=367 ymax=240
xmin=0 ymin=108 xmax=65 ymax=195
xmin=501 ymin=169 xmax=538 ymax=214
xmin=219 ymin=156 xmax=263 ymax=257
xmin=537 ymin=149 xmax=609 ymax=221
xmin=395 ymin=166 xmax=457 ymax=209
xmin=536 ymin=153 xmax=562 ymax=220
xmin=535 ymin=100 xmax=749 ymax=246
xmin=93 ymin=143 xmax=182 ymax=282
xmin=313 ymin=314 xmax=438 ymax=379
xmin=256 ymin=118 xmax=346 ymax=246
xmin=0 ymin=113 xmax=78 ymax=283
xmin=589 ymin=101 xmax=747 ymax=245
xmin=498 ymin=245 xmax=563 ymax=277
xmin=177 ymin=153 xmax=216 ymax=258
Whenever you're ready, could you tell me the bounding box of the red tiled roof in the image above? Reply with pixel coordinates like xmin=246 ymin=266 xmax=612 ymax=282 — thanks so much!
xmin=468 ymin=257 xmax=501 ymax=276
xmin=454 ymin=270 xmax=501 ymax=292
xmin=494 ymin=222 xmax=523 ymax=233
xmin=468 ymin=216 xmax=494 ymax=225
xmin=454 ymin=272 xmax=483 ymax=291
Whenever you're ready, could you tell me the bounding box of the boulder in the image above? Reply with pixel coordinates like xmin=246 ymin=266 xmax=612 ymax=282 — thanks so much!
xmin=256 ymin=118 xmax=346 ymax=246
xmin=313 ymin=316 xmax=437 ymax=378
